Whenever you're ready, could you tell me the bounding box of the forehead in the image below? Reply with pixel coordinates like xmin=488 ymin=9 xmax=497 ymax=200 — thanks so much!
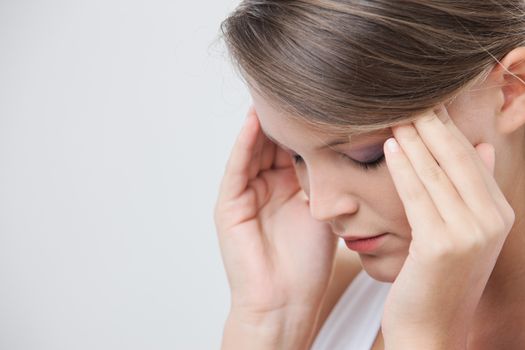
xmin=250 ymin=87 xmax=392 ymax=149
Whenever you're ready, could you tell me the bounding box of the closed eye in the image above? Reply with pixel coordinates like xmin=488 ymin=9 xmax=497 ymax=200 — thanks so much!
xmin=292 ymin=152 xmax=385 ymax=171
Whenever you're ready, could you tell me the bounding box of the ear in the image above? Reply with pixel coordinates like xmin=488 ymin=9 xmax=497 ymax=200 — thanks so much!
xmin=491 ymin=47 xmax=525 ymax=134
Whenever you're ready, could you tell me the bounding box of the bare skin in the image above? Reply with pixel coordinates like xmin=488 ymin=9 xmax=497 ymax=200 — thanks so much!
xmin=215 ymin=47 xmax=525 ymax=349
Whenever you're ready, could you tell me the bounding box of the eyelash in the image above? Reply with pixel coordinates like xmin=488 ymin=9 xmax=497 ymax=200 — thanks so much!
xmin=291 ymin=153 xmax=386 ymax=171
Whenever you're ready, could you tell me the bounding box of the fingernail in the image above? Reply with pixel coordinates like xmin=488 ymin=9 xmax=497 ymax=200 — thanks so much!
xmin=386 ymin=138 xmax=400 ymax=153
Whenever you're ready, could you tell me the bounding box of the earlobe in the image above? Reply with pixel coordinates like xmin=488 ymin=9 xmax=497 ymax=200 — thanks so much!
xmin=493 ymin=47 xmax=525 ymax=134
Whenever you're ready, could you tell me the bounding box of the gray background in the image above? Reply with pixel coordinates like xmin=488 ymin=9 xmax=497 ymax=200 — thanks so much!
xmin=0 ymin=0 xmax=250 ymax=349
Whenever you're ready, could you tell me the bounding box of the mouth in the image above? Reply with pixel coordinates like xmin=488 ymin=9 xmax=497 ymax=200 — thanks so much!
xmin=343 ymin=232 xmax=389 ymax=253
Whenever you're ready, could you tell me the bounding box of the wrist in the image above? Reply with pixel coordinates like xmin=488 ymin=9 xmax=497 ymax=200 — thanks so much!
xmin=221 ymin=308 xmax=318 ymax=350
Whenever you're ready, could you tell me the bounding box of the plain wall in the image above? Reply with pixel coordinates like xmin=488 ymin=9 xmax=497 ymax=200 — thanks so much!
xmin=0 ymin=1 xmax=250 ymax=349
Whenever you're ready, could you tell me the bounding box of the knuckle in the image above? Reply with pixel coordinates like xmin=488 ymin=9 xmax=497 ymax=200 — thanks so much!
xmin=450 ymin=236 xmax=484 ymax=258
xmin=481 ymin=210 xmax=508 ymax=238
xmin=502 ymin=203 xmax=516 ymax=231
xmin=450 ymin=148 xmax=471 ymax=164
xmin=403 ymin=184 xmax=426 ymax=203
xmin=419 ymin=163 xmax=444 ymax=183
xmin=425 ymin=229 xmax=485 ymax=261
xmin=460 ymin=229 xmax=485 ymax=253
xmin=423 ymin=237 xmax=456 ymax=260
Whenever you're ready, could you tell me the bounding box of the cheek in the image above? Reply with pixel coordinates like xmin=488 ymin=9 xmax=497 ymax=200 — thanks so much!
xmin=376 ymin=191 xmax=407 ymax=222
xmin=296 ymin=165 xmax=410 ymax=230
xmin=365 ymin=174 xmax=410 ymax=227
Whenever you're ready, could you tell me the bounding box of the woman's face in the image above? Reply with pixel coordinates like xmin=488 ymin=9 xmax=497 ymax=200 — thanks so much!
xmin=248 ymin=72 xmax=517 ymax=282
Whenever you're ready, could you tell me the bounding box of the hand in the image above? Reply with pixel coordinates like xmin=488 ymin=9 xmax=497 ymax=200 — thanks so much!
xmin=214 ymin=106 xmax=338 ymax=327
xmin=381 ymin=105 xmax=515 ymax=349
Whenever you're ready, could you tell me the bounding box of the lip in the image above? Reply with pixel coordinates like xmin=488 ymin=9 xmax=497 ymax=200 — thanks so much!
xmin=343 ymin=232 xmax=389 ymax=253
xmin=342 ymin=232 xmax=387 ymax=241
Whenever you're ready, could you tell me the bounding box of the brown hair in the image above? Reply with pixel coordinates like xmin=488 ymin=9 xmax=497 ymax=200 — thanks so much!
xmin=219 ymin=0 xmax=525 ymax=136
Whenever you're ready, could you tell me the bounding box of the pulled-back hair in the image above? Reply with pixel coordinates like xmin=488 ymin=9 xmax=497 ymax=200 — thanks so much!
xmin=219 ymin=0 xmax=525 ymax=135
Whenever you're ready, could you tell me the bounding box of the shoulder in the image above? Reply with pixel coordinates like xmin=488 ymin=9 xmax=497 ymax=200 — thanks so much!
xmin=311 ymin=244 xmax=363 ymax=339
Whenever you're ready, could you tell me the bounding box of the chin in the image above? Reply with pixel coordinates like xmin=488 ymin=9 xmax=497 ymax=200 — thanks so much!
xmin=358 ymin=252 xmax=406 ymax=283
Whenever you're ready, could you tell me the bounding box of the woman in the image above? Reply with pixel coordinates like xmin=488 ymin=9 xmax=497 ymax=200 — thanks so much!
xmin=214 ymin=1 xmax=524 ymax=349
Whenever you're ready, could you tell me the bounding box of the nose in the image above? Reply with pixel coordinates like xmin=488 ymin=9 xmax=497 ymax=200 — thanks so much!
xmin=306 ymin=168 xmax=359 ymax=222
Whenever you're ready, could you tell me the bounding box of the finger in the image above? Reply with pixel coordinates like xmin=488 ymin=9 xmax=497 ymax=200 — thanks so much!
xmin=248 ymin=123 xmax=267 ymax=180
xmin=435 ymin=105 xmax=494 ymax=174
xmin=474 ymin=143 xmax=496 ymax=174
xmin=392 ymin=124 xmax=469 ymax=225
xmin=384 ymin=138 xmax=445 ymax=237
xmin=260 ymin=136 xmax=277 ymax=171
xmin=251 ymin=109 xmax=293 ymax=170
xmin=273 ymin=145 xmax=294 ymax=169
xmin=218 ymin=107 xmax=260 ymax=202
xmin=413 ymin=109 xmax=497 ymax=219
xmin=434 ymin=106 xmax=513 ymax=229
xmin=434 ymin=105 xmax=508 ymax=207
xmin=247 ymin=108 xmax=278 ymax=174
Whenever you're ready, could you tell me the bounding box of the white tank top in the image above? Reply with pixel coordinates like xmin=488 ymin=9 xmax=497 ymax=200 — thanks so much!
xmin=310 ymin=269 xmax=392 ymax=350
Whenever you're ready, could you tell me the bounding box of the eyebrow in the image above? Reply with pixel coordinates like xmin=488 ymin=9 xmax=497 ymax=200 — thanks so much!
xmin=261 ymin=128 xmax=350 ymax=152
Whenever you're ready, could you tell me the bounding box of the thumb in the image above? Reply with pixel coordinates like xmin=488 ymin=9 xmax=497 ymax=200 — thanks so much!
xmin=474 ymin=143 xmax=496 ymax=174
